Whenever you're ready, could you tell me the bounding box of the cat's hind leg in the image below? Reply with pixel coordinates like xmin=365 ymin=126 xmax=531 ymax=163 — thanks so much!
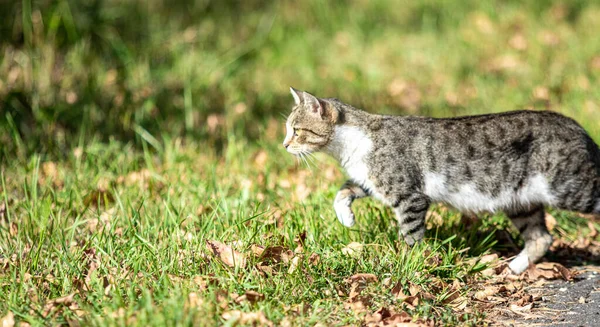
xmin=393 ymin=195 xmax=430 ymax=245
xmin=507 ymin=205 xmax=553 ymax=274
xmin=334 ymin=181 xmax=368 ymax=227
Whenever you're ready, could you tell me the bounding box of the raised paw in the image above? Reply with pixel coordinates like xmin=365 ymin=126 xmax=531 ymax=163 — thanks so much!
xmin=334 ymin=200 xmax=355 ymax=227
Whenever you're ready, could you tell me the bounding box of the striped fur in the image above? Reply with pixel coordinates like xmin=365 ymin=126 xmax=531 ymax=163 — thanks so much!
xmin=284 ymin=88 xmax=600 ymax=274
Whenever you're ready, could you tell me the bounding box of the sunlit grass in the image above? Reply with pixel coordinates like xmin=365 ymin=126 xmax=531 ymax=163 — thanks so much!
xmin=2 ymin=0 xmax=600 ymax=325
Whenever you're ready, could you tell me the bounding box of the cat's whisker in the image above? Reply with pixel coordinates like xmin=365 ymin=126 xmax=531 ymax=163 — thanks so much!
xmin=300 ymin=151 xmax=314 ymax=170
xmin=300 ymin=152 xmax=311 ymax=169
xmin=305 ymin=152 xmax=319 ymax=165
xmin=303 ymin=154 xmax=317 ymax=168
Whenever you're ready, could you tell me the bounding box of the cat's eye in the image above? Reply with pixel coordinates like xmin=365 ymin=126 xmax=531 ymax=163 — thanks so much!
xmin=293 ymin=129 xmax=299 ymax=137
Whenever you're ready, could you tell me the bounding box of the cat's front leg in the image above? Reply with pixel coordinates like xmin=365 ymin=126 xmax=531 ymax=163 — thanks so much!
xmin=334 ymin=180 xmax=369 ymax=227
xmin=393 ymin=195 xmax=430 ymax=245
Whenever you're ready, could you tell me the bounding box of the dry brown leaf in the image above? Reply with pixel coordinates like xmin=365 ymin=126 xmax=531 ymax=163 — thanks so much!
xmin=524 ymin=262 xmax=574 ymax=281
xmin=341 ymin=242 xmax=363 ymax=256
xmin=509 ymin=33 xmax=528 ymax=51
xmin=515 ymin=294 xmax=533 ymax=307
xmin=474 ymin=286 xmax=498 ymax=301
xmin=448 ymin=296 xmax=468 ymax=312
xmin=391 ymin=281 xmax=407 ymax=300
xmin=222 ymin=310 xmax=272 ymax=327
xmin=348 ymin=273 xmax=378 ymax=284
xmin=235 ymin=290 xmax=265 ymax=305
xmin=403 ymin=295 xmax=420 ymax=309
xmin=250 ymin=245 xmax=265 ymax=257
xmin=256 ymin=265 xmax=274 ymax=276
xmin=387 ymin=79 xmax=422 ymax=113
xmin=308 ymin=253 xmax=320 ymax=266
xmin=344 ymin=298 xmax=369 ymax=313
xmin=408 ymin=283 xmax=421 ymax=297
xmin=1 ymin=312 xmax=14 ymax=327
xmin=509 ymin=303 xmax=533 ymax=313
xmin=244 ymin=291 xmax=265 ymax=304
xmin=425 ymin=211 xmax=444 ymax=229
xmin=287 ymin=256 xmax=301 ymax=274
xmin=365 ymin=306 xmax=391 ymax=324
xmin=187 ymin=292 xmax=204 ymax=309
xmin=259 ymin=246 xmax=293 ymax=264
xmin=42 ymin=293 xmax=76 ymax=318
xmin=206 ymin=240 xmax=246 ymax=268
xmin=253 ymin=150 xmax=268 ymax=167
xmin=486 ymin=55 xmax=521 ymax=73
xmin=293 ymin=231 xmax=307 ymax=253
xmin=545 ymin=213 xmax=557 ymax=231
xmin=588 ymin=221 xmax=598 ymax=238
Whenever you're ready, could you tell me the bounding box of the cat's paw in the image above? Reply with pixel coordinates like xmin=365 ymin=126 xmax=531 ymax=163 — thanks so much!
xmin=508 ymin=253 xmax=530 ymax=274
xmin=334 ymin=201 xmax=355 ymax=227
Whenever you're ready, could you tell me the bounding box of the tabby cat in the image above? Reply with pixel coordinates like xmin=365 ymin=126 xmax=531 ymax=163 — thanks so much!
xmin=283 ymin=87 xmax=600 ymax=274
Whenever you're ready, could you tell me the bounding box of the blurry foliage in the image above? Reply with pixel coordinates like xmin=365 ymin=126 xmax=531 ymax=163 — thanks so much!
xmin=1 ymin=0 xmax=600 ymax=161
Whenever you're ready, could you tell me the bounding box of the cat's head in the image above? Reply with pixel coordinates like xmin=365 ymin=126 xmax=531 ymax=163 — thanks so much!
xmin=283 ymin=88 xmax=339 ymax=155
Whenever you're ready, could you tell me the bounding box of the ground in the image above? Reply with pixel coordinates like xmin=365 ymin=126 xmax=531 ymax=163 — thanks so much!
xmin=2 ymin=1 xmax=600 ymax=326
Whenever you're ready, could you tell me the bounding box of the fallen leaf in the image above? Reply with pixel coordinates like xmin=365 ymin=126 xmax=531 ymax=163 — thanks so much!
xmin=341 ymin=242 xmax=363 ymax=256
xmin=365 ymin=306 xmax=391 ymax=324
xmin=42 ymin=293 xmax=76 ymax=318
xmin=253 ymin=150 xmax=268 ymax=167
xmin=308 ymin=253 xmax=320 ymax=266
xmin=287 ymin=256 xmax=301 ymax=274
xmin=293 ymin=231 xmax=307 ymax=253
xmin=474 ymin=286 xmax=498 ymax=301
xmin=408 ymin=283 xmax=421 ymax=297
xmin=348 ymin=273 xmax=378 ymax=284
xmin=250 ymin=245 xmax=265 ymax=257
xmin=515 ymin=294 xmax=533 ymax=307
xmin=509 ymin=303 xmax=533 ymax=313
xmin=387 ymin=79 xmax=422 ymax=113
xmin=206 ymin=240 xmax=246 ymax=268
xmin=448 ymin=296 xmax=468 ymax=312
xmin=258 ymin=246 xmax=293 ymax=265
xmin=222 ymin=310 xmax=272 ymax=327
xmin=391 ymin=281 xmax=407 ymax=300
xmin=235 ymin=291 xmax=265 ymax=304
xmin=524 ymin=262 xmax=574 ymax=281
xmin=187 ymin=292 xmax=204 ymax=309
xmin=588 ymin=221 xmax=598 ymax=238
xmin=1 ymin=312 xmax=14 ymax=327
xmin=545 ymin=213 xmax=557 ymax=231
xmin=509 ymin=33 xmax=528 ymax=51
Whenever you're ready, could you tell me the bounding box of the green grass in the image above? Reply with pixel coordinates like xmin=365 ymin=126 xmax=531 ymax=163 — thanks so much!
xmin=1 ymin=139 xmax=499 ymax=326
xmin=2 ymin=0 xmax=600 ymax=325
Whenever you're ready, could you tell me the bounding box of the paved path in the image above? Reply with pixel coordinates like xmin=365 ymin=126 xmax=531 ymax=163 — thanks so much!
xmin=501 ymin=267 xmax=600 ymax=327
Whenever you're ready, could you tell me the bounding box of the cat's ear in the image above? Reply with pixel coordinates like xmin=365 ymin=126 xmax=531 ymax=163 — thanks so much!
xmin=302 ymin=91 xmax=324 ymax=117
xmin=290 ymin=87 xmax=302 ymax=105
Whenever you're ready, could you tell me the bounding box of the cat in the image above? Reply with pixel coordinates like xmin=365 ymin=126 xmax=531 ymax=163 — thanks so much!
xmin=283 ymin=87 xmax=600 ymax=274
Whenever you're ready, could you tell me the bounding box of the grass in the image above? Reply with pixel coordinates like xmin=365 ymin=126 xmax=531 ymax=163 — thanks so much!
xmin=1 ymin=138 xmax=500 ymax=326
xmin=2 ymin=0 xmax=600 ymax=325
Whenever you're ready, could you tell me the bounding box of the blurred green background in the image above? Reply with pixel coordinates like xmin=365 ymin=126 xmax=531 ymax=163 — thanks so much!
xmin=1 ymin=0 xmax=600 ymax=159
xmin=3 ymin=1 xmax=600 ymax=325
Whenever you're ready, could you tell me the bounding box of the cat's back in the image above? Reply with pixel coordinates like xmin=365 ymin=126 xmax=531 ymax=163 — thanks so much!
xmin=376 ymin=110 xmax=593 ymax=154
xmin=367 ymin=109 xmax=600 ymax=213
xmin=413 ymin=110 xmax=584 ymax=139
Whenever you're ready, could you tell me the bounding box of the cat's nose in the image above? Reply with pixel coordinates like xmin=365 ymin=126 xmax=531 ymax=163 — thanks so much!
xmin=283 ymin=142 xmax=289 ymax=149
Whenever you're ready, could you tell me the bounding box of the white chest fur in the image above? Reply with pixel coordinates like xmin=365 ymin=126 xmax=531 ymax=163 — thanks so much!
xmin=326 ymin=126 xmax=382 ymax=200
